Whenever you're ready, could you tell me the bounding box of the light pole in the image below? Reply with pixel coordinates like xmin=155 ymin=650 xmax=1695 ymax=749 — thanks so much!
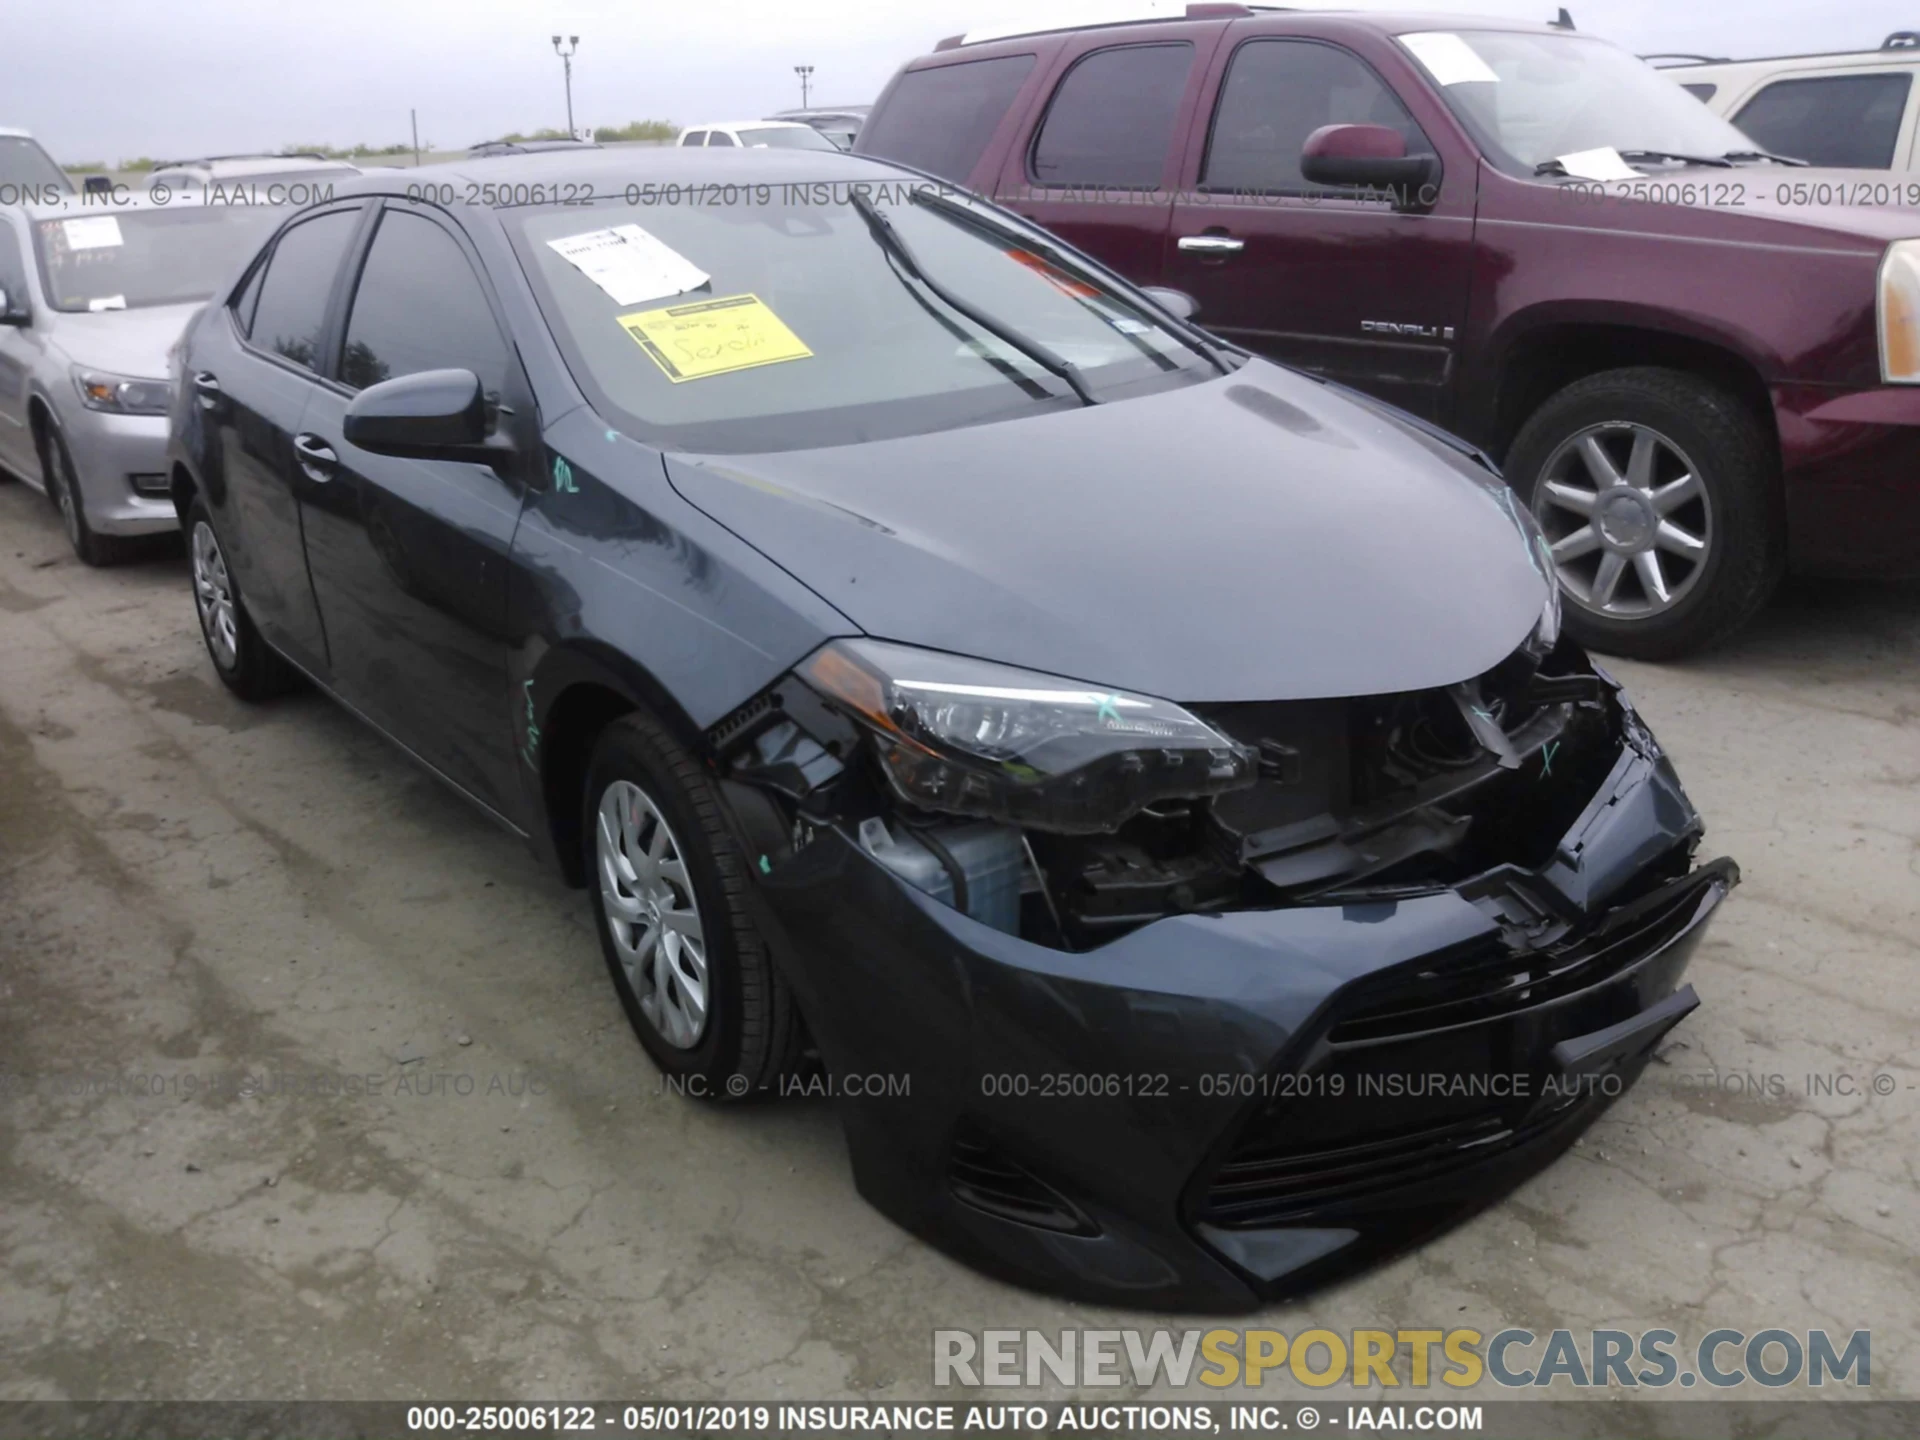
xmin=552 ymin=35 xmax=580 ymax=138
xmin=793 ymin=64 xmax=814 ymax=109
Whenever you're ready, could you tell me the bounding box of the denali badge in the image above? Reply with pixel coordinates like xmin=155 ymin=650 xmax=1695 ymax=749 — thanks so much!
xmin=1362 ymin=320 xmax=1456 ymax=340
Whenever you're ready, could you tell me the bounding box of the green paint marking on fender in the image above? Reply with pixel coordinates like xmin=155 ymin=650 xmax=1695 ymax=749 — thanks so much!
xmin=758 ymin=855 xmax=771 ymax=875
xmin=552 ymin=455 xmax=579 ymax=493
xmin=1096 ymin=694 xmax=1122 ymax=724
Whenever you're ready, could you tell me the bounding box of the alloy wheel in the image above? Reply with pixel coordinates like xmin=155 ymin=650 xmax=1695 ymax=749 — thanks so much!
xmin=190 ymin=520 xmax=239 ymax=669
xmin=52 ymin=456 xmax=81 ymax=548
xmin=595 ymin=779 xmax=709 ymax=1049
xmin=1531 ymin=422 xmax=1713 ymax=621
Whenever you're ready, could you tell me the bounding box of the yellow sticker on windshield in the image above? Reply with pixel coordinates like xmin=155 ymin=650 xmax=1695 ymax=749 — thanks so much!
xmin=617 ymin=293 xmax=812 ymax=382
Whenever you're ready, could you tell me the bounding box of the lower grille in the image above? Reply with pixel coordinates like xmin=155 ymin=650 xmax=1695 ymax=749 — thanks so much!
xmin=949 ymin=1128 xmax=1097 ymax=1236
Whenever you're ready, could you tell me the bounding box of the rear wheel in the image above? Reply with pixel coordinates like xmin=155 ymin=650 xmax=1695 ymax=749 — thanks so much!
xmin=1506 ymin=367 xmax=1782 ymax=660
xmin=186 ymin=495 xmax=299 ymax=701
xmin=583 ymin=709 xmax=805 ymax=1098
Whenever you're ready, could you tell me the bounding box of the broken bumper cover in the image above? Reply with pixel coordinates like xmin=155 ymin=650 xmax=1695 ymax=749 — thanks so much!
xmin=750 ymin=693 xmax=1737 ymax=1312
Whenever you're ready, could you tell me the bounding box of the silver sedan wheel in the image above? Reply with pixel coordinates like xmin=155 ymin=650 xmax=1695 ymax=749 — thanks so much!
xmin=51 ymin=454 xmax=82 ymax=548
xmin=1532 ymin=422 xmax=1713 ymax=621
xmin=595 ymin=779 xmax=709 ymax=1049
xmin=190 ymin=520 xmax=239 ymax=669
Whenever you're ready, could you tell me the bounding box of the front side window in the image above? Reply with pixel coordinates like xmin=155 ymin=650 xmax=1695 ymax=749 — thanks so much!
xmin=1031 ymin=44 xmax=1193 ymax=189
xmin=1734 ymin=74 xmax=1912 ymax=168
xmin=1399 ymin=29 xmax=1755 ymax=172
xmin=708 ymin=131 xmax=737 ymax=148
xmin=1203 ymin=39 xmax=1433 ymax=192
xmin=0 ymin=223 xmax=28 ymax=301
xmin=681 ymin=131 xmax=709 ymax=147
xmin=512 ymin=192 xmax=1213 ymax=453
xmin=31 ymin=205 xmax=283 ymax=313
xmin=340 ymin=210 xmax=508 ymax=396
xmin=0 ymin=135 xmax=71 ymax=195
xmin=736 ymin=126 xmax=840 ymax=151
xmin=245 ymin=209 xmax=361 ymax=371
xmin=856 ymin=54 xmax=1038 ymax=182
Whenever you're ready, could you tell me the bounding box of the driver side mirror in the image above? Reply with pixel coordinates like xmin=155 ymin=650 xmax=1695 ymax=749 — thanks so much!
xmin=1300 ymin=124 xmax=1438 ymax=211
xmin=0 ymin=287 xmax=28 ymax=327
xmin=344 ymin=368 xmax=499 ymax=462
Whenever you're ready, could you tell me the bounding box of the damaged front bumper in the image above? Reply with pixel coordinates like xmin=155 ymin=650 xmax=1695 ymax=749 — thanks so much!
xmin=732 ymin=663 xmax=1736 ymax=1310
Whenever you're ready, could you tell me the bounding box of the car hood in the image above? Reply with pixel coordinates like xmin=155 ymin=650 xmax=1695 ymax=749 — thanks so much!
xmin=664 ymin=362 xmax=1550 ymax=702
xmin=48 ymin=302 xmax=203 ymax=378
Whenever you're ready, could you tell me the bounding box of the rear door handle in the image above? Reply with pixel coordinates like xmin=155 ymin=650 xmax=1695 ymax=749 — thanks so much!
xmin=192 ymin=371 xmax=222 ymax=409
xmin=292 ymin=432 xmax=337 ymax=483
xmin=1177 ymin=234 xmax=1245 ymax=254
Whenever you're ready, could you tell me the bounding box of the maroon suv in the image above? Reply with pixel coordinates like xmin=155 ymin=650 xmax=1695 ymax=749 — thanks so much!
xmin=857 ymin=8 xmax=1920 ymax=657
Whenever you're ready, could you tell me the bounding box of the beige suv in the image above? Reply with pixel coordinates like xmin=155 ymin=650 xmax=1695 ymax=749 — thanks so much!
xmin=1653 ymin=33 xmax=1920 ymax=169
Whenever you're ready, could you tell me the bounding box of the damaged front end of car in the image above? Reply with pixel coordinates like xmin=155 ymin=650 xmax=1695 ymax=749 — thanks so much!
xmin=706 ymin=630 xmax=1735 ymax=1310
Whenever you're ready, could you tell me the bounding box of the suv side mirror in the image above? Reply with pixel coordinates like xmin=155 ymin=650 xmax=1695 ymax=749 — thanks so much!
xmin=344 ymin=369 xmax=494 ymax=460
xmin=1300 ymin=124 xmax=1438 ymax=210
xmin=0 ymin=287 xmax=27 ymax=327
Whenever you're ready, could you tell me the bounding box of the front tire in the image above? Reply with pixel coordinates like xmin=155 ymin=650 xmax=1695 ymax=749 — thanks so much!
xmin=186 ymin=496 xmax=298 ymax=701
xmin=583 ymin=709 xmax=804 ymax=1098
xmin=1506 ymin=367 xmax=1782 ymax=660
xmin=40 ymin=428 xmax=128 ymax=567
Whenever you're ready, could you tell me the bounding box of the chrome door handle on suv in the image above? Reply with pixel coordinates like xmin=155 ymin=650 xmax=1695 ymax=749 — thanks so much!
xmin=1177 ymin=234 xmax=1245 ymax=254
xmin=293 ymin=433 xmax=337 ymax=483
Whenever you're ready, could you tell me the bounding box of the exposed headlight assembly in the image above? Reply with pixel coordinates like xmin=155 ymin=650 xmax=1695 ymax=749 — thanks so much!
xmin=1879 ymin=239 xmax=1920 ymax=384
xmin=798 ymin=639 xmax=1256 ymax=833
xmin=74 ymin=367 xmax=172 ymax=415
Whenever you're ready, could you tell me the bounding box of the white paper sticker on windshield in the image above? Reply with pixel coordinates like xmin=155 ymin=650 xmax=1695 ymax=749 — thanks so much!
xmin=547 ymin=224 xmax=710 ymax=306
xmin=87 ymin=295 xmax=127 ymax=312
xmin=1401 ymin=32 xmax=1500 ymax=86
xmin=1554 ymin=146 xmax=1640 ymax=181
xmin=62 ymin=216 xmax=124 ymax=250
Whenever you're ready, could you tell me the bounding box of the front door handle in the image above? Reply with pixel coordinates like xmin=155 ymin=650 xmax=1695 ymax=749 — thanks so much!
xmin=1177 ymin=234 xmax=1245 ymax=254
xmin=192 ymin=371 xmax=222 ymax=410
xmin=292 ymin=432 xmax=337 ymax=483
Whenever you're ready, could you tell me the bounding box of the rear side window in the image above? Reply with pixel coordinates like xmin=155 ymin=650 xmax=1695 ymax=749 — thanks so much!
xmin=1733 ymin=73 xmax=1912 ymax=168
xmin=1030 ymin=43 xmax=1193 ymax=189
xmin=247 ymin=209 xmax=360 ymax=372
xmin=682 ymin=131 xmax=709 ymax=147
xmin=708 ymin=131 xmax=737 ymax=147
xmin=1203 ymin=39 xmax=1433 ymax=193
xmin=857 ymin=54 xmax=1038 ymax=182
xmin=1681 ymin=82 xmax=1717 ymax=101
xmin=339 ymin=210 xmax=508 ymax=397
xmin=231 ymin=255 xmax=267 ymax=334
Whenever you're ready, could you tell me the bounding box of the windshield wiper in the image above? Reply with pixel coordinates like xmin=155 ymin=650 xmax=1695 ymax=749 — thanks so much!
xmin=906 ymin=186 xmax=1233 ymax=376
xmin=1616 ymin=149 xmax=1735 ymax=168
xmin=1721 ymin=149 xmax=1809 ymax=167
xmin=846 ymin=190 xmax=1097 ymax=407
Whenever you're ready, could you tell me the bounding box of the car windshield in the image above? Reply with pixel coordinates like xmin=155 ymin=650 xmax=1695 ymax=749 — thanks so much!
xmin=510 ymin=190 xmax=1212 ymax=453
xmin=32 ymin=204 xmax=282 ymax=312
xmin=736 ymin=126 xmax=839 ymax=151
xmin=1 ymin=135 xmax=72 ymax=196
xmin=1398 ymin=30 xmax=1756 ymax=172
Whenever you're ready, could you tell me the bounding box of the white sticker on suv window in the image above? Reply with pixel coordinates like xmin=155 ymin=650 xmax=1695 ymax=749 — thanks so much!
xmin=62 ymin=216 xmax=124 ymax=250
xmin=1401 ymin=32 xmax=1500 ymax=87
xmin=1554 ymin=146 xmax=1639 ymax=181
xmin=547 ymin=224 xmax=710 ymax=306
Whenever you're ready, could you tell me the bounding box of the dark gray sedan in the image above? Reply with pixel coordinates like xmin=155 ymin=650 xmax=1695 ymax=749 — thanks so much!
xmin=165 ymin=148 xmax=1734 ymax=1309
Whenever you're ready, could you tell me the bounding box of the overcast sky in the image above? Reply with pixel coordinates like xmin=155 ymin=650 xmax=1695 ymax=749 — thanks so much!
xmin=3 ymin=0 xmax=1910 ymax=163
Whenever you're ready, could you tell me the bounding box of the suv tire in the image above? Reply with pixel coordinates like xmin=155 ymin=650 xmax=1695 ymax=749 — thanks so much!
xmin=1506 ymin=367 xmax=1782 ymax=660
xmin=583 ymin=709 xmax=806 ymax=1098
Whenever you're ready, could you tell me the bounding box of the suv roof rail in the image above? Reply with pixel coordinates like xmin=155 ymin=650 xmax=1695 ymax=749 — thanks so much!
xmin=1641 ymin=51 xmax=1729 ymax=64
xmin=1886 ymin=29 xmax=1920 ymax=47
xmin=154 ymin=151 xmax=334 ymax=168
xmin=935 ymin=2 xmax=1281 ymax=51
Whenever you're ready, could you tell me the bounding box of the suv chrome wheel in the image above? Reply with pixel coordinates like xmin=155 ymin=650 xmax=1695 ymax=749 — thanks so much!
xmin=1532 ymin=421 xmax=1713 ymax=621
xmin=595 ymin=778 xmax=708 ymax=1049
xmin=191 ymin=520 xmax=239 ymax=669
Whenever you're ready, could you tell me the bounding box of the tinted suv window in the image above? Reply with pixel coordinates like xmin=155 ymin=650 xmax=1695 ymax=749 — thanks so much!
xmin=682 ymin=131 xmax=708 ymax=146
xmin=248 ymin=209 xmax=360 ymax=371
xmin=1030 ymin=44 xmax=1192 ymax=189
xmin=340 ymin=210 xmax=507 ymax=396
xmin=708 ymin=131 xmax=736 ymax=147
xmin=857 ymin=54 xmax=1038 ymax=182
xmin=1733 ymin=74 xmax=1912 ymax=168
xmin=1203 ymin=40 xmax=1432 ymax=192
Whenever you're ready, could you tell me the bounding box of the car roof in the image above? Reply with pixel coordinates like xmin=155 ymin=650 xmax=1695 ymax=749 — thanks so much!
xmin=333 ymin=145 xmax=912 ymax=198
xmin=0 ymin=125 xmax=34 ymax=138
xmin=687 ymin=120 xmax=818 ymax=132
xmin=151 ymin=155 xmax=358 ymax=177
xmin=935 ymin=7 xmax=1563 ymax=52
xmin=17 ymin=190 xmax=211 ymax=220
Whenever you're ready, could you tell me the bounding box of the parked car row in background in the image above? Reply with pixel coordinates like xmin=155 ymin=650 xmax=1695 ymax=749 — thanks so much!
xmin=854 ymin=6 xmax=1920 ymax=659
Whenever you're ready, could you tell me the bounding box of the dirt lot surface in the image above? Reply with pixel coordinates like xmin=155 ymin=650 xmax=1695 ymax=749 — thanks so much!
xmin=1 ymin=476 xmax=1915 ymax=1404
